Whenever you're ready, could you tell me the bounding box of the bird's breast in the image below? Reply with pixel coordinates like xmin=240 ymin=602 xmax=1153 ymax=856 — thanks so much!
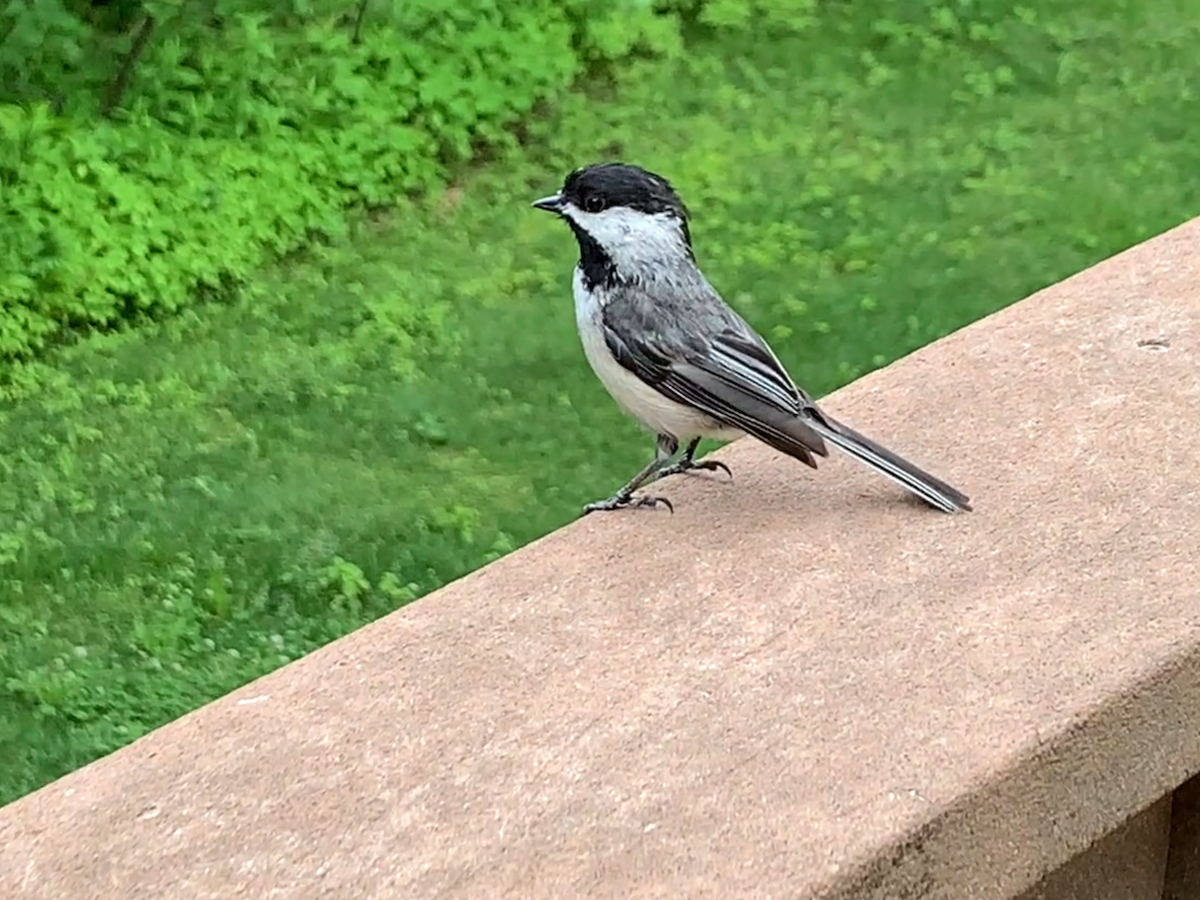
xmin=571 ymin=267 xmax=742 ymax=442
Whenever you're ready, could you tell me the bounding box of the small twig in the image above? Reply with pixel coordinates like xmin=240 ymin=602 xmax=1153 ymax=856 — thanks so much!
xmin=102 ymin=14 xmax=157 ymax=117
xmin=351 ymin=0 xmax=371 ymax=45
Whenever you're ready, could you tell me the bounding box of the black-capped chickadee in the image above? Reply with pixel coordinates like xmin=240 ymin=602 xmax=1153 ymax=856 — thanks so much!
xmin=532 ymin=162 xmax=971 ymax=515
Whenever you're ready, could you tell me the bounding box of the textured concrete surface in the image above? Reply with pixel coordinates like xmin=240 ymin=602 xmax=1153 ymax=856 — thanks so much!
xmin=1017 ymin=797 xmax=1171 ymax=900
xmin=2 ymin=218 xmax=1200 ymax=900
xmin=1165 ymin=775 xmax=1200 ymax=900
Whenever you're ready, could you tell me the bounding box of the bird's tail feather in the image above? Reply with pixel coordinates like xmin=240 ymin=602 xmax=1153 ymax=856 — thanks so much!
xmin=802 ymin=413 xmax=971 ymax=513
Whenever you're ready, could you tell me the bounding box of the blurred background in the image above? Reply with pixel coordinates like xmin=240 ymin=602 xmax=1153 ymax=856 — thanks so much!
xmin=2 ymin=0 xmax=1198 ymax=804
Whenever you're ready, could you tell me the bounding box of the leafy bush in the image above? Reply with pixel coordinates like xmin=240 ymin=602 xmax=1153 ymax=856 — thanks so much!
xmin=0 ymin=0 xmax=690 ymax=361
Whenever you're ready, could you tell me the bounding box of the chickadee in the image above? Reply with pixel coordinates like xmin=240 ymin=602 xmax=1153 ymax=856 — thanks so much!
xmin=532 ymin=162 xmax=971 ymax=515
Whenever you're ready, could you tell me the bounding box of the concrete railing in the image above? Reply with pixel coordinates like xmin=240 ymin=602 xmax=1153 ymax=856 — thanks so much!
xmin=3 ymin=219 xmax=1200 ymax=900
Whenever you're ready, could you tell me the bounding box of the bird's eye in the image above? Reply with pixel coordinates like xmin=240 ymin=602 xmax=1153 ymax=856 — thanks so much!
xmin=583 ymin=194 xmax=607 ymax=213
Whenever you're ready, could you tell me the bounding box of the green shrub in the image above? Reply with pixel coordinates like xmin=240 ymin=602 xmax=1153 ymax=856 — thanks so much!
xmin=0 ymin=0 xmax=690 ymax=361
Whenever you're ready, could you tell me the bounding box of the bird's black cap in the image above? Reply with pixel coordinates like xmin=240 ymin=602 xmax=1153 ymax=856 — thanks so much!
xmin=558 ymin=162 xmax=690 ymax=220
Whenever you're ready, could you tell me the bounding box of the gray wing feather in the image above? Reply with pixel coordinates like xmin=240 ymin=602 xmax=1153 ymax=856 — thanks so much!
xmin=601 ymin=305 xmax=829 ymax=466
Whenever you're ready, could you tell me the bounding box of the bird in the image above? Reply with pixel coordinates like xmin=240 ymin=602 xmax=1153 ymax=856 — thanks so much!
xmin=531 ymin=162 xmax=971 ymax=515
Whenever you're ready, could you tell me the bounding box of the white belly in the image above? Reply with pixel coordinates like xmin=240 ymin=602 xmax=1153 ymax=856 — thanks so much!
xmin=573 ymin=268 xmax=744 ymax=441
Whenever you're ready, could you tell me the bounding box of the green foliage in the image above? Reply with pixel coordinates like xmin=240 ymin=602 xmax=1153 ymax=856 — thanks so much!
xmin=3 ymin=0 xmax=1200 ymax=806
xmin=0 ymin=0 xmax=685 ymax=360
xmin=0 ymin=548 xmax=420 ymax=788
xmin=668 ymin=0 xmax=819 ymax=32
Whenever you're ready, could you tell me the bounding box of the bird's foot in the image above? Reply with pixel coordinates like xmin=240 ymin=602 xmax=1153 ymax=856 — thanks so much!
xmin=657 ymin=458 xmax=732 ymax=481
xmin=583 ymin=492 xmax=674 ymax=515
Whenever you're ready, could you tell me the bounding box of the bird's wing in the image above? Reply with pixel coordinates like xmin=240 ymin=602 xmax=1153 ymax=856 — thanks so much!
xmin=601 ymin=305 xmax=829 ymax=465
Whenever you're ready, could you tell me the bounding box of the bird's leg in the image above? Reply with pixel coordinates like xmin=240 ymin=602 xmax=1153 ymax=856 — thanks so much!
xmin=583 ymin=434 xmax=679 ymax=514
xmin=653 ymin=437 xmax=732 ymax=481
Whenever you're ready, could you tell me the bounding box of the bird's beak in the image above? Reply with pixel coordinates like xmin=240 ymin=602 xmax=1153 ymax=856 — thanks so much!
xmin=531 ymin=193 xmax=564 ymax=213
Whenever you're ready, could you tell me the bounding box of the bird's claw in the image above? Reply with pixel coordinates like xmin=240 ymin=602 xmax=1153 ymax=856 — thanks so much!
xmin=583 ymin=493 xmax=674 ymax=515
xmin=659 ymin=459 xmax=733 ymax=481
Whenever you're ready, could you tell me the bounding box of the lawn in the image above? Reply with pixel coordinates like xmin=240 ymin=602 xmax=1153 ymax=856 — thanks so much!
xmin=2 ymin=1 xmax=1199 ymax=804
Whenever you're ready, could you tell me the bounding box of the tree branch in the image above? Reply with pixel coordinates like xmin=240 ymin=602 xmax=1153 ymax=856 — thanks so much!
xmin=351 ymin=0 xmax=371 ymax=45
xmin=102 ymin=14 xmax=157 ymax=117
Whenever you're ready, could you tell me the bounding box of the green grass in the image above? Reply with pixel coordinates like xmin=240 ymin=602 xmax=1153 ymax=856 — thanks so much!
xmin=3 ymin=1 xmax=1199 ymax=804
